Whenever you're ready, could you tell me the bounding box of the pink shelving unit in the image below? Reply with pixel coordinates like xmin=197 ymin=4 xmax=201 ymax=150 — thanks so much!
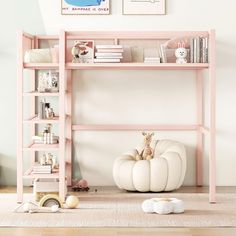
xmin=17 ymin=30 xmax=216 ymax=203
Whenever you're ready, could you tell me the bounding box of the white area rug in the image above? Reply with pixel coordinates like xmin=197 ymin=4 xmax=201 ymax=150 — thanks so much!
xmin=0 ymin=193 xmax=236 ymax=227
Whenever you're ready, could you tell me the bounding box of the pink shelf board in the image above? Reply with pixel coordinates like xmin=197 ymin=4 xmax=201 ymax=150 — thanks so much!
xmin=66 ymin=31 xmax=209 ymax=39
xmin=72 ymin=124 xmax=199 ymax=131
xmin=23 ymin=63 xmax=59 ymax=69
xmin=22 ymin=62 xmax=209 ymax=70
xmin=23 ymin=116 xmax=59 ymax=124
xmin=23 ymin=143 xmax=59 ymax=151
xmin=23 ymin=91 xmax=59 ymax=97
xmin=66 ymin=63 xmax=209 ymax=70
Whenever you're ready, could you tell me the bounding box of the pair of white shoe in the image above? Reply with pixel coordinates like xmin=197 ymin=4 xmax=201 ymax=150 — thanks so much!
xmin=142 ymin=198 xmax=185 ymax=215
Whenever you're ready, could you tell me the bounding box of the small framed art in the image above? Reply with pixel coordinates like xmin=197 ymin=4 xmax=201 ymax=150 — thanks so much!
xmin=71 ymin=41 xmax=94 ymax=63
xmin=123 ymin=0 xmax=166 ymax=15
xmin=61 ymin=0 xmax=110 ymax=15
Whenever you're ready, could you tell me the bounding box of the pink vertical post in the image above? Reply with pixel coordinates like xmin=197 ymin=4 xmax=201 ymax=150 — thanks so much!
xmin=66 ymin=70 xmax=72 ymax=186
xmin=59 ymin=30 xmax=66 ymax=201
xmin=17 ymin=31 xmax=24 ymax=203
xmin=30 ymin=37 xmax=37 ymax=168
xmin=196 ymin=70 xmax=203 ymax=186
xmin=209 ymin=29 xmax=216 ymax=203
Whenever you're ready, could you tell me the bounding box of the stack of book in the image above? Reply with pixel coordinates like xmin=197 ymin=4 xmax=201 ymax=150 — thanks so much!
xmin=144 ymin=57 xmax=161 ymax=63
xmin=32 ymin=164 xmax=52 ymax=174
xmin=190 ymin=37 xmax=208 ymax=63
xmin=32 ymin=135 xmax=59 ymax=144
xmin=94 ymin=45 xmax=123 ymax=63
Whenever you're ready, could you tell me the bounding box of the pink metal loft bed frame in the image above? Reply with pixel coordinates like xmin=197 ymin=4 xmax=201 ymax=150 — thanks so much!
xmin=17 ymin=30 xmax=216 ymax=203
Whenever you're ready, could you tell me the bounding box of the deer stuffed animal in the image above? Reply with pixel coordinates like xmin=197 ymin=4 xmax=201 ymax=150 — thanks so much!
xmin=135 ymin=132 xmax=154 ymax=161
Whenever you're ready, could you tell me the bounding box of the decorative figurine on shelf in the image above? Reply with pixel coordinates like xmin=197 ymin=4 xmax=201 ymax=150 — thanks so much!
xmin=175 ymin=42 xmax=188 ymax=64
xmin=135 ymin=132 xmax=154 ymax=161
xmin=72 ymin=179 xmax=90 ymax=192
xmin=40 ymin=153 xmax=56 ymax=168
xmin=38 ymin=100 xmax=55 ymax=120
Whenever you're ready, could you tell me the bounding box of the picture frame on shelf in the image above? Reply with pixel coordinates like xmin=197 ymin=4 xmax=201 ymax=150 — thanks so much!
xmin=71 ymin=40 xmax=94 ymax=63
xmin=61 ymin=0 xmax=110 ymax=15
xmin=123 ymin=0 xmax=166 ymax=15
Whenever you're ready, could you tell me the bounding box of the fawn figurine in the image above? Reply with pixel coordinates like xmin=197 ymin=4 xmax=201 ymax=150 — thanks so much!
xmin=135 ymin=132 xmax=154 ymax=161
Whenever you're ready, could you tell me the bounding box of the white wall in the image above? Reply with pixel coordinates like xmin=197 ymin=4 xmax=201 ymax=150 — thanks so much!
xmin=0 ymin=0 xmax=236 ymax=186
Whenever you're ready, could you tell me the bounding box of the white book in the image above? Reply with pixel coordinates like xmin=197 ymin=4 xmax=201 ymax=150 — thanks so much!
xmin=196 ymin=37 xmax=201 ymax=63
xmin=96 ymin=45 xmax=123 ymax=49
xmin=33 ymin=165 xmax=51 ymax=169
xmin=94 ymin=58 xmax=121 ymax=63
xmin=34 ymin=140 xmax=58 ymax=144
xmin=95 ymin=52 xmax=122 ymax=57
xmin=194 ymin=37 xmax=201 ymax=63
xmin=96 ymin=56 xmax=123 ymax=59
xmin=144 ymin=57 xmax=161 ymax=63
xmin=190 ymin=38 xmax=194 ymax=63
xmin=32 ymin=171 xmax=52 ymax=174
xmin=96 ymin=49 xmax=124 ymax=53
xmin=201 ymin=37 xmax=208 ymax=63
xmin=160 ymin=45 xmax=167 ymax=63
xmin=145 ymin=57 xmax=161 ymax=60
xmin=193 ymin=38 xmax=197 ymax=63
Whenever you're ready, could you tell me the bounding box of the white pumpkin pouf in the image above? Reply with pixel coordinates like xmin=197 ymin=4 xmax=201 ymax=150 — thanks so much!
xmin=142 ymin=198 xmax=185 ymax=215
xmin=113 ymin=140 xmax=186 ymax=192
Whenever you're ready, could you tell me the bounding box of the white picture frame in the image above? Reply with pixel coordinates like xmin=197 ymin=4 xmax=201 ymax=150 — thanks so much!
xmin=123 ymin=0 xmax=166 ymax=15
xmin=61 ymin=0 xmax=110 ymax=15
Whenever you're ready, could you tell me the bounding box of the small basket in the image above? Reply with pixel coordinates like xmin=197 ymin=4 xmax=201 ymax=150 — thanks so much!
xmin=33 ymin=178 xmax=67 ymax=201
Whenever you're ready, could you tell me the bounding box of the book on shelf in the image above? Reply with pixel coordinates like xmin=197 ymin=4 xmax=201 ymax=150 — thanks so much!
xmin=191 ymin=36 xmax=208 ymax=63
xmin=33 ymin=140 xmax=58 ymax=144
xmin=95 ymin=45 xmax=124 ymax=63
xmin=32 ymin=135 xmax=59 ymax=144
xmin=96 ymin=56 xmax=123 ymax=59
xmin=144 ymin=57 xmax=161 ymax=63
xmin=189 ymin=38 xmax=194 ymax=63
xmin=96 ymin=45 xmax=123 ymax=49
xmin=94 ymin=58 xmax=121 ymax=63
xmin=201 ymin=37 xmax=208 ymax=63
xmin=32 ymin=164 xmax=52 ymax=174
xmin=95 ymin=52 xmax=123 ymax=57
xmin=159 ymin=44 xmax=167 ymax=63
xmin=96 ymin=48 xmax=124 ymax=53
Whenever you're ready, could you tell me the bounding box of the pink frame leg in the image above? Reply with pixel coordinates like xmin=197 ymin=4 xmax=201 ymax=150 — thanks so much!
xmin=196 ymin=70 xmax=203 ymax=186
xmin=59 ymin=30 xmax=66 ymax=201
xmin=209 ymin=29 xmax=216 ymax=203
xmin=66 ymin=69 xmax=72 ymax=186
xmin=17 ymin=31 xmax=24 ymax=203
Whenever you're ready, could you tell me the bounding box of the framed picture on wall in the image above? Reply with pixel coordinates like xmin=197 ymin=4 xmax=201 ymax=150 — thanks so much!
xmin=123 ymin=0 xmax=166 ymax=15
xmin=61 ymin=0 xmax=110 ymax=15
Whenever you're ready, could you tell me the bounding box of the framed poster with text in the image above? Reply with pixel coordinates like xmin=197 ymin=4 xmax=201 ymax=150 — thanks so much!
xmin=62 ymin=0 xmax=110 ymax=15
xmin=123 ymin=0 xmax=166 ymax=15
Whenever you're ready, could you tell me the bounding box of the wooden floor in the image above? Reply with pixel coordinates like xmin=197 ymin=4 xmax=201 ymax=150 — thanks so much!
xmin=0 ymin=186 xmax=236 ymax=236
xmin=1 ymin=228 xmax=236 ymax=236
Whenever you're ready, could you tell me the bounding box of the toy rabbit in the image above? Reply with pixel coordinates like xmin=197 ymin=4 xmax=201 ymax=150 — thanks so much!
xmin=175 ymin=42 xmax=187 ymax=64
xmin=135 ymin=132 xmax=154 ymax=161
